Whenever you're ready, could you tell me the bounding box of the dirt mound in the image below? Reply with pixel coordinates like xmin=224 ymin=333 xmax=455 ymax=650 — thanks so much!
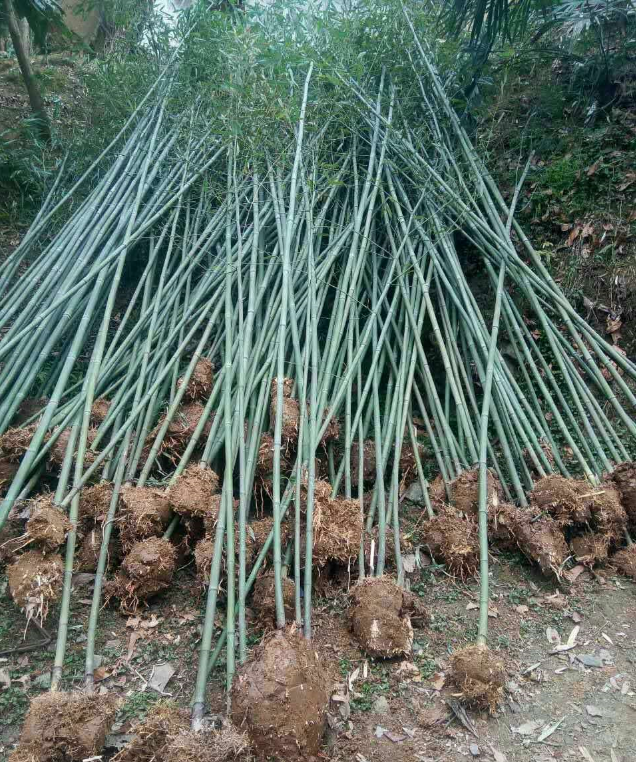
xmin=177 ymin=358 xmax=214 ymax=401
xmin=108 ymin=538 xmax=176 ymax=612
xmin=16 ymin=692 xmax=119 ymax=762
xmin=451 ymin=468 xmax=501 ymax=516
xmin=0 ymin=424 xmax=36 ymax=462
xmin=611 ymin=462 xmax=636 ymax=525
xmin=349 ymin=577 xmax=414 ymax=658
xmin=25 ymin=498 xmax=72 ymax=551
xmin=119 ymin=486 xmax=171 ymax=550
xmin=584 ymin=482 xmax=627 ymax=540
xmin=168 ymin=464 xmax=220 ymax=520
xmin=252 ymin=572 xmax=296 ymax=626
xmin=450 ymin=644 xmax=506 ymax=714
xmin=49 ymin=427 xmax=98 ymax=470
xmin=112 ymin=702 xmax=188 ymax=762
xmin=531 ymin=475 xmax=590 ymax=525
xmin=7 ymin=550 xmax=63 ymax=622
xmin=232 ymin=629 xmax=330 ymax=761
xmin=349 ymin=440 xmax=376 ymax=487
xmin=570 ymin=533 xmax=610 ymax=566
xmin=270 ymin=378 xmax=300 ymax=443
xmin=90 ymin=398 xmax=111 ymax=424
xmin=79 ymin=482 xmax=113 ymax=526
xmin=13 ymin=397 xmax=47 ymax=427
xmin=420 ymin=510 xmax=479 ymax=579
xmin=312 ymin=495 xmax=362 ymax=566
xmin=611 ymin=545 xmax=636 ymax=579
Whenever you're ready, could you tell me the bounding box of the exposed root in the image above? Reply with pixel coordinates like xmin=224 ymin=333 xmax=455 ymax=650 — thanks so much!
xmin=119 ymin=486 xmax=171 ymax=551
xmin=231 ymin=629 xmax=330 ymax=761
xmin=450 ymin=644 xmax=506 ymax=714
xmin=488 ymin=502 xmax=519 ymax=551
xmin=349 ymin=576 xmax=414 ymax=658
xmin=428 ymin=474 xmax=449 ymax=508
xmin=177 ymin=358 xmax=214 ymax=402
xmin=168 ymin=464 xmax=221 ymax=520
xmin=7 ymin=550 xmax=63 ymax=623
xmin=15 ymin=691 xmax=120 ymax=762
xmin=252 ymin=572 xmax=296 ymax=627
xmin=25 ymin=498 xmax=72 ymax=552
xmin=112 ymin=702 xmax=188 ymax=762
xmin=164 ymin=724 xmax=252 ymax=762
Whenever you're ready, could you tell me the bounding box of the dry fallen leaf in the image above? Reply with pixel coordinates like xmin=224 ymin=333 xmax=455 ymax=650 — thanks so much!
xmin=580 ymin=747 xmax=596 ymax=762
xmin=546 ymin=626 xmax=560 ymax=645
xmin=431 ymin=672 xmax=446 ymax=691
xmin=516 ymin=605 xmax=529 ymax=614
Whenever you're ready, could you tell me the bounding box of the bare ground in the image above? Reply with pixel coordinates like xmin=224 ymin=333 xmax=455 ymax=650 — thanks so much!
xmin=0 ymin=551 xmax=634 ymax=762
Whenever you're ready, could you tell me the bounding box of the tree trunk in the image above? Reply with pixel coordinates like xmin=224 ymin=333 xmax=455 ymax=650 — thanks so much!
xmin=3 ymin=0 xmax=51 ymax=143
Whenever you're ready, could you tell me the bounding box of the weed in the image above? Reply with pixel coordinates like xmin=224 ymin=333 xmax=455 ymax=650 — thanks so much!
xmin=116 ymin=691 xmax=160 ymax=725
xmin=0 ymin=687 xmax=29 ymax=728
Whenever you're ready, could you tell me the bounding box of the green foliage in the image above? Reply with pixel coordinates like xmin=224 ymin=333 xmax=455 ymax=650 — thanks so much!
xmin=116 ymin=691 xmax=160 ymax=725
xmin=0 ymin=687 xmax=29 ymax=727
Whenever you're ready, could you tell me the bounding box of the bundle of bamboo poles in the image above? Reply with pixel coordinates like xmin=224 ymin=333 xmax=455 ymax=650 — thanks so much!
xmin=1 ymin=5 xmax=635 ymax=752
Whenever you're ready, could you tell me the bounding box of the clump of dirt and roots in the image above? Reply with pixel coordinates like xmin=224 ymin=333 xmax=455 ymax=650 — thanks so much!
xmin=7 ymin=549 xmax=64 ymax=622
xmin=150 ymin=403 xmax=214 ymax=463
xmin=24 ymin=497 xmax=72 ymax=552
xmin=311 ymin=487 xmax=362 ymax=567
xmin=168 ymin=464 xmax=220 ymax=520
xmin=177 ymin=358 xmax=214 ymax=402
xmin=269 ymin=378 xmax=300 ymax=444
xmin=349 ymin=576 xmax=415 ymax=658
xmin=0 ymin=424 xmax=37 ymax=463
xmin=612 ymin=544 xmax=636 ymax=579
xmin=349 ymin=440 xmax=376 ymax=487
xmin=118 ymin=486 xmax=171 ymax=551
xmin=112 ymin=702 xmax=251 ymax=762
xmin=450 ymin=644 xmax=506 ymax=714
xmin=420 ymin=508 xmax=479 ymax=579
xmin=79 ymin=482 xmax=114 ymax=525
xmin=106 ymin=537 xmax=177 ymax=613
xmin=251 ymin=572 xmax=296 ymax=626
xmin=232 ymin=629 xmax=330 ymax=761
xmin=48 ymin=427 xmax=98 ymax=471
xmin=611 ymin=462 xmax=636 ymax=527
xmin=530 ymin=474 xmax=591 ymax=525
xmin=90 ymin=398 xmax=111 ymax=424
xmin=450 ymin=468 xmax=502 ymax=516
xmin=10 ymin=692 xmax=120 ymax=762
